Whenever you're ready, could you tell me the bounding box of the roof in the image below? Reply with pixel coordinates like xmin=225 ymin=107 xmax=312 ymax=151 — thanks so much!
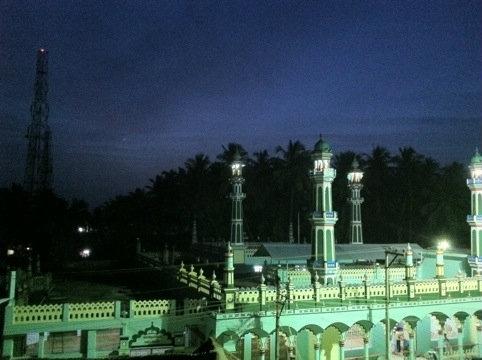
xmin=471 ymin=148 xmax=482 ymax=165
xmin=313 ymin=136 xmax=331 ymax=153
xmin=253 ymin=242 xmax=425 ymax=263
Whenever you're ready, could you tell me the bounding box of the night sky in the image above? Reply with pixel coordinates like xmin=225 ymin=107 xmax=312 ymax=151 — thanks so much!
xmin=1 ymin=1 xmax=481 ymax=206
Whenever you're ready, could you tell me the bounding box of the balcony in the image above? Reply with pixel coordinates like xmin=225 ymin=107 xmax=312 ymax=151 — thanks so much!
xmin=466 ymin=215 xmax=482 ymax=222
xmin=467 ymin=178 xmax=482 ymax=186
xmin=311 ymin=211 xmax=338 ymax=221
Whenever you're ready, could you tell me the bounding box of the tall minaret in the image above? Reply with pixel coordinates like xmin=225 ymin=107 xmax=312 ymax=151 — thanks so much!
xmin=309 ymin=136 xmax=338 ymax=283
xmin=347 ymin=158 xmax=364 ymax=244
xmin=230 ymin=150 xmax=245 ymax=245
xmin=467 ymin=148 xmax=482 ymax=257
xmin=24 ymin=48 xmax=52 ymax=192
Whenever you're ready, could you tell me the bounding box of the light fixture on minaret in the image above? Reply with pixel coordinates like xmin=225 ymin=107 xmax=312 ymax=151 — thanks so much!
xmin=467 ymin=148 xmax=482 ymax=276
xmin=308 ymin=135 xmax=338 ymax=284
xmin=230 ymin=150 xmax=246 ymax=245
xmin=347 ymin=157 xmax=364 ymax=244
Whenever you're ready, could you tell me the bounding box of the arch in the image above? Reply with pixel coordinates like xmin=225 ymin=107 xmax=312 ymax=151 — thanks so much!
xmin=299 ymin=324 xmax=324 ymax=336
xmin=453 ymin=311 xmax=470 ymax=323
xmin=273 ymin=326 xmax=297 ymax=338
xmin=240 ymin=328 xmax=269 ymax=339
xmin=380 ymin=318 xmax=398 ymax=330
xmin=430 ymin=311 xmax=449 ymax=324
xmin=129 ymin=324 xmax=173 ymax=347
xmin=474 ymin=310 xmax=482 ymax=320
xmin=217 ymin=330 xmax=240 ymax=345
xmin=402 ymin=315 xmax=421 ymax=330
xmin=326 ymin=322 xmax=350 ymax=334
xmin=354 ymin=320 xmax=374 ymax=333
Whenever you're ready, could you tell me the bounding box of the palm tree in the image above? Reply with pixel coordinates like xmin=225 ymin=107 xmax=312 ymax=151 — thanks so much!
xmin=276 ymin=140 xmax=310 ymax=243
xmin=184 ymin=153 xmax=211 ymax=242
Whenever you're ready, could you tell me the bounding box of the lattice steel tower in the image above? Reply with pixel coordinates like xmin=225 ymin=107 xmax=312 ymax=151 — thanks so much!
xmin=24 ymin=48 xmax=52 ymax=192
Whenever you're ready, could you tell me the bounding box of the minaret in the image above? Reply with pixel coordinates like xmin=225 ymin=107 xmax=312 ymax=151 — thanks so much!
xmin=467 ymin=148 xmax=482 ymax=258
xmin=223 ymin=243 xmax=236 ymax=311
xmin=24 ymin=48 xmax=52 ymax=192
xmin=347 ymin=158 xmax=364 ymax=244
xmin=230 ymin=150 xmax=245 ymax=245
xmin=309 ymin=136 xmax=338 ymax=283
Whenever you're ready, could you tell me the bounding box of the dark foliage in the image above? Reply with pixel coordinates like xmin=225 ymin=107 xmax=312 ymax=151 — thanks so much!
xmin=0 ymin=142 xmax=470 ymax=266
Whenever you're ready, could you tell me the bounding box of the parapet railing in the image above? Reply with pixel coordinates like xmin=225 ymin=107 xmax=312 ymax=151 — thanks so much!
xmin=7 ymin=298 xmax=210 ymax=327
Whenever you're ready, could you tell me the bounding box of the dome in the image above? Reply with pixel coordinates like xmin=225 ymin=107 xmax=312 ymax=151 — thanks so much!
xmin=470 ymin=147 xmax=482 ymax=165
xmin=313 ymin=135 xmax=331 ymax=153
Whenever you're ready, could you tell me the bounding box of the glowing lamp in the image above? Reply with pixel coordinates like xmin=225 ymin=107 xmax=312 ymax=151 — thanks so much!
xmin=78 ymin=226 xmax=85 ymax=233
xmin=437 ymin=240 xmax=450 ymax=251
xmin=347 ymin=158 xmax=363 ymax=184
xmin=80 ymin=248 xmax=91 ymax=258
xmin=253 ymin=265 xmax=263 ymax=273
xmin=7 ymin=249 xmax=14 ymax=256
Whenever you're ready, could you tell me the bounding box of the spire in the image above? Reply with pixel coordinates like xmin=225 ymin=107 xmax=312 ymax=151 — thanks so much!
xmin=24 ymin=48 xmax=52 ymax=192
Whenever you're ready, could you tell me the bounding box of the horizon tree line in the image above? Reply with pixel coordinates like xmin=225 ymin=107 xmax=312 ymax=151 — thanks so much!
xmin=0 ymin=140 xmax=470 ymax=268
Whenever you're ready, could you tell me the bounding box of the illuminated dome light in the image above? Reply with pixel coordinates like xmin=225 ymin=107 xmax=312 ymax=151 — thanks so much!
xmin=347 ymin=158 xmax=363 ymax=184
xmin=79 ymin=248 xmax=91 ymax=258
xmin=312 ymin=135 xmax=333 ymax=173
xmin=231 ymin=150 xmax=245 ymax=176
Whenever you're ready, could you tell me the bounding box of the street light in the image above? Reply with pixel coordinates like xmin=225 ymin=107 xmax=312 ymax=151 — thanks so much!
xmin=438 ymin=240 xmax=450 ymax=251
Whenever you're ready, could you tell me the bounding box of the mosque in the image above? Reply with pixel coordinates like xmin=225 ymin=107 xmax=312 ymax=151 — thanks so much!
xmin=2 ymin=138 xmax=482 ymax=360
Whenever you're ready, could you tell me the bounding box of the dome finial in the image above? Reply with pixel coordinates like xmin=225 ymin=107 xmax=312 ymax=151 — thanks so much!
xmin=352 ymin=156 xmax=359 ymax=169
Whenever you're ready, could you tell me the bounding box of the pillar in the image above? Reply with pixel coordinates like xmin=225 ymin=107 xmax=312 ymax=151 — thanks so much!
xmin=2 ymin=337 xmax=14 ymax=359
xmin=8 ymin=271 xmax=16 ymax=305
xmin=339 ymin=340 xmax=345 ymax=360
xmin=308 ymin=136 xmax=338 ymax=283
xmin=62 ymin=303 xmax=70 ymax=321
xmin=37 ymin=333 xmax=46 ymax=358
xmin=287 ymin=278 xmax=294 ymax=309
xmin=436 ymin=245 xmax=445 ymax=278
xmin=363 ymin=275 xmax=370 ymax=300
xmin=243 ymin=333 xmax=252 ymax=360
xmin=408 ymin=332 xmax=415 ymax=360
xmin=477 ymin=325 xmax=482 ymax=358
xmin=86 ymin=330 xmax=97 ymax=359
xmin=314 ymin=342 xmax=321 ymax=360
xmin=467 ymin=148 xmax=482 ymax=257
xmin=259 ymin=348 xmax=266 ymax=360
xmin=259 ymin=275 xmax=267 ymax=311
xmin=437 ymin=330 xmax=444 ymax=360
xmin=347 ymin=158 xmax=364 ymax=244
xmin=457 ymin=326 xmax=463 ymax=360
xmin=230 ymin=150 xmax=245 ymax=245
xmin=314 ymin=272 xmax=321 ymax=303
xmin=115 ymin=301 xmax=121 ymax=319
xmin=363 ymin=336 xmax=369 ymax=360
xmin=269 ymin=333 xmax=276 ymax=360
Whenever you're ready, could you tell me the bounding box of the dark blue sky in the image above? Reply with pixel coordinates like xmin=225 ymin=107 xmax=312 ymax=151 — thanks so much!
xmin=1 ymin=1 xmax=481 ymax=205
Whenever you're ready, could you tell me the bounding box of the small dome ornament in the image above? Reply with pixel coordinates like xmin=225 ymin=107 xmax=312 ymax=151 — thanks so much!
xmin=199 ymin=268 xmax=204 ymax=277
xmin=313 ymin=134 xmax=332 ymax=153
xmin=212 ymin=271 xmax=217 ymax=280
xmin=471 ymin=147 xmax=482 ymax=165
xmin=260 ymin=273 xmax=265 ymax=285
xmin=314 ymin=271 xmax=320 ymax=283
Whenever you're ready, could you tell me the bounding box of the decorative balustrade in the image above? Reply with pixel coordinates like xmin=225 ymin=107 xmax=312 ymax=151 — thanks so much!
xmin=13 ymin=304 xmax=62 ymax=324
xmin=183 ymin=298 xmax=208 ymax=314
xmin=130 ymin=300 xmax=175 ymax=318
xmin=68 ymin=302 xmax=115 ymax=321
